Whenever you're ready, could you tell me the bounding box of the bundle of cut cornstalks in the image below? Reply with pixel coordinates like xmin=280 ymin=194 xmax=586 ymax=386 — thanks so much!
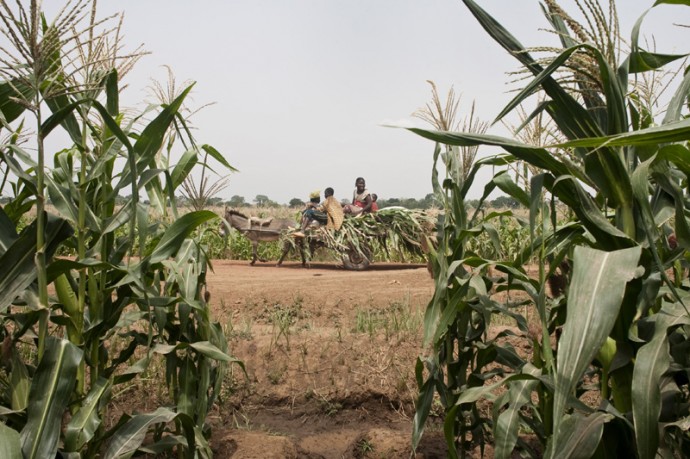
xmin=287 ymin=207 xmax=437 ymax=263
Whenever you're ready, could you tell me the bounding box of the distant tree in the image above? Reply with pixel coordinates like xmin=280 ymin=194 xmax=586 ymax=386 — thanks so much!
xmin=465 ymin=199 xmax=480 ymax=209
xmin=402 ymin=198 xmax=419 ymax=209
xmin=423 ymin=193 xmax=440 ymax=208
xmin=254 ymin=194 xmax=270 ymax=206
xmin=227 ymin=195 xmax=246 ymax=207
xmin=491 ymin=195 xmax=520 ymax=209
xmin=208 ymin=197 xmax=224 ymax=206
xmin=289 ymin=198 xmax=304 ymax=208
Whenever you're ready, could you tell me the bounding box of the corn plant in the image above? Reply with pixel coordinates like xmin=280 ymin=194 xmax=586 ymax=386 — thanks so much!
xmin=410 ymin=1 xmax=690 ymax=458
xmin=0 ymin=1 xmax=239 ymax=457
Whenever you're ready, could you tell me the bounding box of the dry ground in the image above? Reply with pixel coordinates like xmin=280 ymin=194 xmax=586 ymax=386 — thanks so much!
xmin=202 ymin=260 xmax=535 ymax=458
xmin=203 ymin=259 xmax=451 ymax=458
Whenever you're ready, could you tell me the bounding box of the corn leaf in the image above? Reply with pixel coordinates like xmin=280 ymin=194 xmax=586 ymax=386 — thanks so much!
xmin=170 ymin=149 xmax=198 ymax=189
xmin=556 ymin=118 xmax=690 ymax=148
xmin=10 ymin=350 xmax=29 ymax=411
xmin=654 ymin=0 xmax=690 ymax=6
xmin=20 ymin=337 xmax=83 ymax=459
xmin=64 ymin=378 xmax=112 ymax=452
xmin=0 ymin=214 xmax=73 ymax=313
xmin=633 ymin=303 xmax=690 ymax=459
xmin=0 ymin=79 xmax=33 ymax=123
xmin=412 ymin=358 xmax=439 ymax=452
xmin=189 ymin=341 xmax=236 ymax=362
xmin=0 ymin=423 xmax=21 ymax=459
xmin=149 ymin=211 xmax=217 ymax=263
xmin=0 ymin=206 xmax=18 ymax=254
xmin=547 ymin=412 xmax=613 ymax=459
xmin=662 ymin=65 xmax=690 ymax=124
xmin=201 ymin=144 xmax=237 ymax=172
xmin=177 ymin=357 xmax=195 ymax=417
xmin=494 ymin=365 xmax=540 ymax=459
xmin=134 ymin=84 xmax=194 ymax=163
xmin=551 ymin=246 xmax=641 ymax=452
xmin=103 ymin=407 xmax=181 ymax=459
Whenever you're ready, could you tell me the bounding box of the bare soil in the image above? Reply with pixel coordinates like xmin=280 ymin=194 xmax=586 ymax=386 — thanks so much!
xmin=204 ymin=259 xmax=452 ymax=458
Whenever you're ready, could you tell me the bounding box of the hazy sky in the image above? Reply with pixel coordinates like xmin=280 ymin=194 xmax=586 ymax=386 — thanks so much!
xmin=65 ymin=1 xmax=690 ymax=204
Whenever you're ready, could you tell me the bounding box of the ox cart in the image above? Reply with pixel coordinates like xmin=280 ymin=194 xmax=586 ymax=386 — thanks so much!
xmin=221 ymin=207 xmax=435 ymax=270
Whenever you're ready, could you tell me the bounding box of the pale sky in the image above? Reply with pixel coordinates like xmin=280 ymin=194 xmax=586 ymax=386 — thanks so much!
xmin=56 ymin=1 xmax=690 ymax=204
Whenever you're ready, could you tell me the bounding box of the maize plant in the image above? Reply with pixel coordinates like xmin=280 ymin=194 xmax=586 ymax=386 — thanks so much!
xmin=0 ymin=1 xmax=239 ymax=457
xmin=410 ymin=1 xmax=690 ymax=458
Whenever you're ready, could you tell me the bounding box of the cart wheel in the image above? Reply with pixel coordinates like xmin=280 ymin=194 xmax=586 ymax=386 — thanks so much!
xmin=342 ymin=249 xmax=370 ymax=271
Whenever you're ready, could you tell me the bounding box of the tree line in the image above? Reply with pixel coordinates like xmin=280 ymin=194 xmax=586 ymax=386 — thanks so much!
xmin=0 ymin=193 xmax=521 ymax=209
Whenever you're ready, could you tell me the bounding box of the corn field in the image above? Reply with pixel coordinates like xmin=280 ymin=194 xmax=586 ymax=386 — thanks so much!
xmin=0 ymin=1 xmax=239 ymax=457
xmin=409 ymin=1 xmax=690 ymax=458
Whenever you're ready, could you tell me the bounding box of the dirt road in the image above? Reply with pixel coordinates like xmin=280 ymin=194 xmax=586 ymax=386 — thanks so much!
xmin=204 ymin=260 xmax=448 ymax=458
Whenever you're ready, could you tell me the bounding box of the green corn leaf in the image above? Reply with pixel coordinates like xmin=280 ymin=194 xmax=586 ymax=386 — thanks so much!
xmin=407 ymin=128 xmax=583 ymax=182
xmin=177 ymin=357 xmax=195 ymax=417
xmin=1 ymin=146 xmax=38 ymax=194
xmin=412 ymin=358 xmax=437 ymax=452
xmin=460 ymin=0 xmax=608 ymax=143
xmin=138 ymin=435 xmax=190 ymax=456
xmin=10 ymin=351 xmax=29 ymax=411
xmin=659 ymin=144 xmax=690 ymax=179
xmin=43 ymin=92 xmax=83 ymax=145
xmin=137 ymin=168 xmax=165 ymax=190
xmin=90 ymin=100 xmax=134 ymax=151
xmin=555 ymin=118 xmax=690 ymax=148
xmin=552 ymin=246 xmax=641 ymax=451
xmin=102 ymin=202 xmax=134 ymax=235
xmin=0 ymin=214 xmax=73 ymax=313
xmin=0 ymin=423 xmax=21 ymax=459
xmin=654 ymin=0 xmax=690 ymax=6
xmin=632 ymin=303 xmax=690 ymax=459
xmin=103 ymin=407 xmax=180 ymax=459
xmin=46 ymin=174 xmax=101 ymax=231
xmin=170 ymin=149 xmax=198 ymax=189
xmin=547 ymin=412 xmax=613 ymax=459
xmin=201 ymin=144 xmax=237 ymax=172
xmin=149 ymin=211 xmax=217 ymax=264
xmin=189 ymin=341 xmax=236 ymax=362
xmin=134 ymin=84 xmax=194 ymax=162
xmin=0 ymin=206 xmax=19 ymax=254
xmin=494 ymin=365 xmax=540 ymax=459
xmin=548 ymin=175 xmax=632 ymax=249
xmin=662 ymin=64 xmax=690 ymax=124
xmin=47 ymin=257 xmax=111 ymax=282
xmin=64 ymin=378 xmax=112 ymax=452
xmin=493 ymin=44 xmax=583 ymax=125
xmin=20 ymin=337 xmax=83 ymax=459
xmin=492 ymin=171 xmax=530 ymax=207
xmin=628 ymin=50 xmax=687 ymax=73
xmin=0 ymin=79 xmax=33 ymax=123
xmin=40 ymin=98 xmax=86 ymax=139
xmin=444 ymin=404 xmax=461 ymax=459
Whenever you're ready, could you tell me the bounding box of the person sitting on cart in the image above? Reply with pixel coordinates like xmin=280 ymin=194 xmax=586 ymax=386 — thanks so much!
xmin=320 ymin=187 xmax=344 ymax=230
xmin=343 ymin=177 xmax=373 ymax=215
xmin=370 ymin=193 xmax=379 ymax=212
xmin=295 ymin=188 xmax=343 ymax=237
